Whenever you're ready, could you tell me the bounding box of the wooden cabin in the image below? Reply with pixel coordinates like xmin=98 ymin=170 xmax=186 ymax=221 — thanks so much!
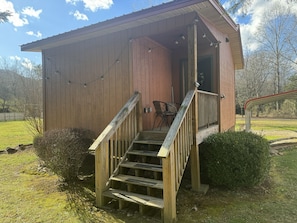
xmin=22 ymin=0 xmax=243 ymax=222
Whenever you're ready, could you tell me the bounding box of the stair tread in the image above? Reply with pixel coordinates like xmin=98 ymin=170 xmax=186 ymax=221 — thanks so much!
xmin=121 ymin=161 xmax=162 ymax=172
xmin=127 ymin=150 xmax=158 ymax=157
xmin=137 ymin=131 xmax=167 ymax=141
xmin=103 ymin=188 xmax=164 ymax=209
xmin=133 ymin=140 xmax=163 ymax=145
xmin=111 ymin=174 xmax=163 ymax=189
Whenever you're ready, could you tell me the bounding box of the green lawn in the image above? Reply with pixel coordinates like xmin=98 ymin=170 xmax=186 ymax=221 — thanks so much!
xmin=1 ymin=118 xmax=297 ymax=222
xmin=236 ymin=116 xmax=297 ymax=141
xmin=1 ymin=147 xmax=297 ymax=222
xmin=0 ymin=121 xmax=33 ymax=150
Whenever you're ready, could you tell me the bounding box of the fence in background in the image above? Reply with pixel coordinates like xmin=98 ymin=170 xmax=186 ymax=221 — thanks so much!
xmin=0 ymin=113 xmax=25 ymax=121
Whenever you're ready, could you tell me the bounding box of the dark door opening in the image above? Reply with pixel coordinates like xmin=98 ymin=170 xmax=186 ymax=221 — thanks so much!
xmin=197 ymin=56 xmax=212 ymax=92
xmin=180 ymin=56 xmax=213 ymax=99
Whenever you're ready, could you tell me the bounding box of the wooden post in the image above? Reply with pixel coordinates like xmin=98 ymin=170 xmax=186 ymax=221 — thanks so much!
xmin=95 ymin=141 xmax=109 ymax=206
xmin=136 ymin=92 xmax=143 ymax=132
xmin=245 ymin=110 xmax=251 ymax=131
xmin=162 ymin=148 xmax=176 ymax=223
xmin=187 ymin=22 xmax=198 ymax=91
xmin=188 ymin=20 xmax=201 ymax=191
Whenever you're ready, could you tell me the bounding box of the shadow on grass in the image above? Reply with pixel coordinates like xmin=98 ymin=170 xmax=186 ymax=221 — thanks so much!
xmin=59 ymin=175 xmax=162 ymax=223
xmin=58 ymin=176 xmax=104 ymax=222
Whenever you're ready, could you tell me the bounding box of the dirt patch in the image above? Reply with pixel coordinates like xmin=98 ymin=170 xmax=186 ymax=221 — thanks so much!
xmin=0 ymin=144 xmax=33 ymax=155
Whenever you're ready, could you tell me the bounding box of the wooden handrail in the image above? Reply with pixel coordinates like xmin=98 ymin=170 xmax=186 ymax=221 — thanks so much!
xmin=197 ymin=90 xmax=218 ymax=128
xmin=157 ymin=90 xmax=195 ymax=158
xmin=159 ymin=89 xmax=197 ymax=222
xmin=90 ymin=91 xmax=142 ymax=207
xmin=197 ymin=90 xmax=218 ymax=97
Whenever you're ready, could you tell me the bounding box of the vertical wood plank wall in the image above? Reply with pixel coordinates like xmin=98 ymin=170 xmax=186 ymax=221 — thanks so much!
xmin=43 ymin=33 xmax=132 ymax=135
xmin=202 ymin=17 xmax=236 ymax=131
xmin=42 ymin=10 xmax=237 ymax=135
xmin=42 ymin=13 xmax=198 ymax=134
xmin=132 ymin=37 xmax=172 ymax=129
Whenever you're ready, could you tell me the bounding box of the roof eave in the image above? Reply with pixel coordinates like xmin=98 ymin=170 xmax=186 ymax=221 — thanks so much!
xmin=21 ymin=0 xmax=207 ymax=52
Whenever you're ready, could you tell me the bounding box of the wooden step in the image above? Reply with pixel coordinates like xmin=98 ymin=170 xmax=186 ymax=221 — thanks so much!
xmin=110 ymin=174 xmax=163 ymax=189
xmin=137 ymin=131 xmax=167 ymax=141
xmin=133 ymin=140 xmax=163 ymax=145
xmin=127 ymin=150 xmax=158 ymax=157
xmin=120 ymin=161 xmax=162 ymax=172
xmin=103 ymin=188 xmax=164 ymax=209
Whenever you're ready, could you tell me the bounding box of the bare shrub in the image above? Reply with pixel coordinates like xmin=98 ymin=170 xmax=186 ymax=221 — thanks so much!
xmin=33 ymin=128 xmax=95 ymax=181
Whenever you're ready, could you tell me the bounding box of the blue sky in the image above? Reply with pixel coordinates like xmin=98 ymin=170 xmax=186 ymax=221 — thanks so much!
xmin=0 ymin=0 xmax=171 ymax=67
xmin=1 ymin=0 xmax=295 ymax=69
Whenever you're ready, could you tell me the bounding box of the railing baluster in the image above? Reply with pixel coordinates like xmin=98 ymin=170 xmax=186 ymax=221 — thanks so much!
xmin=89 ymin=92 xmax=141 ymax=208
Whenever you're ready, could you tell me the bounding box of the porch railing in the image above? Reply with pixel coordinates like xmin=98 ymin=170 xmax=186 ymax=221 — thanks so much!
xmin=198 ymin=90 xmax=218 ymax=128
xmin=157 ymin=89 xmax=197 ymax=222
xmin=89 ymin=92 xmax=142 ymax=206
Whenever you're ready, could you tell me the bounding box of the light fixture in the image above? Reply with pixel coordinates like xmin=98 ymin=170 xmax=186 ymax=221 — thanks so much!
xmin=194 ymin=81 xmax=200 ymax=88
xmin=175 ymin=40 xmax=179 ymax=45
xmin=83 ymin=83 xmax=87 ymax=88
xmin=202 ymin=33 xmax=206 ymax=38
xmin=68 ymin=80 xmax=71 ymax=85
xmin=116 ymin=59 xmax=120 ymax=63
xmin=101 ymin=75 xmax=104 ymax=80
xmin=210 ymin=42 xmax=214 ymax=47
xmin=180 ymin=34 xmax=185 ymax=40
xmin=148 ymin=48 xmax=152 ymax=53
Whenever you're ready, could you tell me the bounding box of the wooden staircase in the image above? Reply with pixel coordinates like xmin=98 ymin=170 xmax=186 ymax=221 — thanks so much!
xmin=90 ymin=90 xmax=203 ymax=222
xmin=102 ymin=131 xmax=167 ymax=217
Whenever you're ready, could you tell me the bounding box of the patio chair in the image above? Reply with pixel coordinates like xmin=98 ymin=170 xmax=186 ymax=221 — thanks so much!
xmin=152 ymin=101 xmax=178 ymax=130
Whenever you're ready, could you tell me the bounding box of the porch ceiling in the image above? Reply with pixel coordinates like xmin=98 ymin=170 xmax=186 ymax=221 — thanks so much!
xmin=21 ymin=0 xmax=243 ymax=69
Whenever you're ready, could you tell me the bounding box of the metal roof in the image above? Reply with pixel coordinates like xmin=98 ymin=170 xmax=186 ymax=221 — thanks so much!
xmin=244 ymin=89 xmax=297 ymax=110
xmin=21 ymin=0 xmax=243 ymax=69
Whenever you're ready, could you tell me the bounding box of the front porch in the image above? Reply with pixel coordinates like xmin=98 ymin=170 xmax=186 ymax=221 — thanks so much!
xmin=89 ymin=89 xmax=219 ymax=222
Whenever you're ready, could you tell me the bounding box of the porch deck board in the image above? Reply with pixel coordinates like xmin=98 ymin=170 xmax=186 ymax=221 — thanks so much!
xmin=110 ymin=174 xmax=163 ymax=189
xmin=103 ymin=188 xmax=164 ymax=209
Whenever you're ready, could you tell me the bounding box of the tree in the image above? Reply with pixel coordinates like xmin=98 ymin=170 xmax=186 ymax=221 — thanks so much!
xmin=255 ymin=3 xmax=297 ymax=109
xmin=0 ymin=58 xmax=43 ymax=134
xmin=220 ymin=0 xmax=297 ymax=14
xmin=20 ymin=64 xmax=43 ymax=134
xmin=0 ymin=11 xmax=11 ymax=23
xmin=236 ymin=50 xmax=273 ymax=116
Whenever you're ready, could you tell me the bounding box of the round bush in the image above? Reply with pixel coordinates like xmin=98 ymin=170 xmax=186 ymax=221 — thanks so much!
xmin=200 ymin=131 xmax=270 ymax=188
xmin=33 ymin=128 xmax=95 ymax=181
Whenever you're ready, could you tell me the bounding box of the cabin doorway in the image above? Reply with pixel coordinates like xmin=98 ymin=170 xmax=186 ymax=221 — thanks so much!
xmin=179 ymin=56 xmax=213 ymax=99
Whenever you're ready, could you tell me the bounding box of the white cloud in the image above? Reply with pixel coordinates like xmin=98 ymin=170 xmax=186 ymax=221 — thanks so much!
xmin=0 ymin=0 xmax=29 ymax=27
xmin=66 ymin=0 xmax=80 ymax=5
xmin=66 ymin=0 xmax=113 ymax=12
xmin=236 ymin=0 xmax=297 ymax=52
xmin=21 ymin=58 xmax=33 ymax=70
xmin=83 ymin=0 xmax=113 ymax=12
xmin=26 ymin=31 xmax=42 ymax=38
xmin=21 ymin=6 xmax=42 ymax=19
xmin=70 ymin=10 xmax=88 ymax=20
xmin=9 ymin=56 xmax=21 ymax=61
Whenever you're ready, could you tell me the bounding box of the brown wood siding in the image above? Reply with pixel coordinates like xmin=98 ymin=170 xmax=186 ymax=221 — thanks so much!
xmin=42 ymin=13 xmax=196 ymax=134
xmin=132 ymin=37 xmax=172 ymax=129
xmin=219 ymin=42 xmax=235 ymax=131
xmin=42 ymin=11 xmax=237 ymax=134
xmin=43 ymin=33 xmax=132 ymax=135
xmin=203 ymin=17 xmax=236 ymax=131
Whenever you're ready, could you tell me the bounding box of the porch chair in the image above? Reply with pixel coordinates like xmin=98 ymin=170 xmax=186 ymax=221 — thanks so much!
xmin=152 ymin=101 xmax=178 ymax=130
